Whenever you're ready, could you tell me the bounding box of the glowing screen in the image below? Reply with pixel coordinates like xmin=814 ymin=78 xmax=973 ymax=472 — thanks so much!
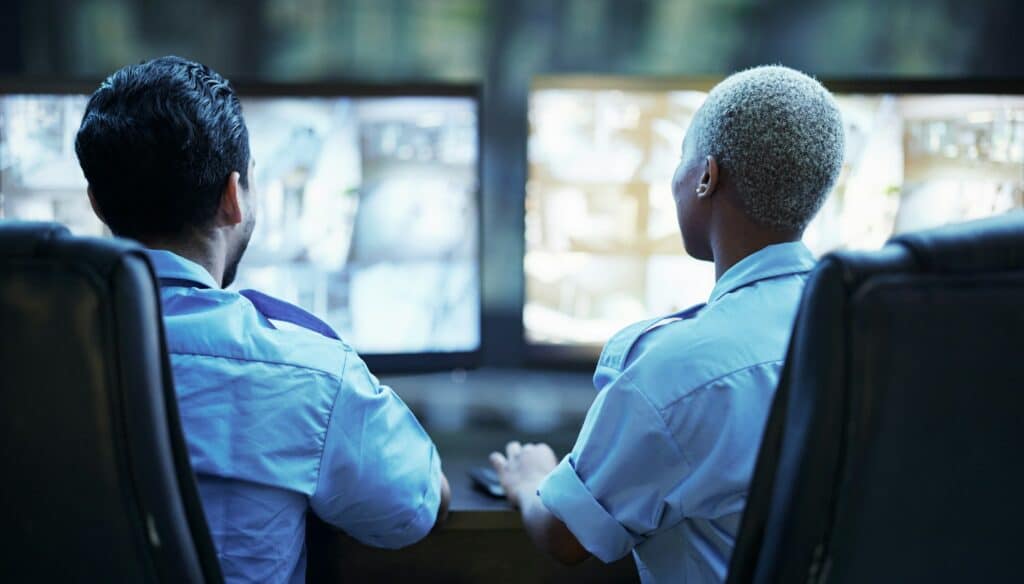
xmin=526 ymin=81 xmax=1024 ymax=346
xmin=0 ymin=92 xmax=480 ymax=355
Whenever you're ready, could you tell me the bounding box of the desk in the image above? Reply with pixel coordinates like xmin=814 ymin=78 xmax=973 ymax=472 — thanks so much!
xmin=306 ymin=368 xmax=640 ymax=583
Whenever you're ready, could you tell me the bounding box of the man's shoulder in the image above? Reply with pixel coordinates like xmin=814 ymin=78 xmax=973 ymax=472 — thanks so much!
xmin=160 ymin=285 xmax=352 ymax=379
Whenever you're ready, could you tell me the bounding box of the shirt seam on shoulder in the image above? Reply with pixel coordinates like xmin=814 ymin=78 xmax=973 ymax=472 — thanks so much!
xmin=169 ymin=349 xmax=345 ymax=378
xmin=311 ymin=350 xmax=352 ymax=499
xmin=615 ymin=372 xmax=695 ymax=470
xmin=654 ymin=359 xmax=785 ymax=413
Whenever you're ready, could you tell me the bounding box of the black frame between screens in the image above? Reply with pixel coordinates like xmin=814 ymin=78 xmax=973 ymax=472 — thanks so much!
xmin=523 ymin=75 xmax=1024 ymax=367
xmin=0 ymin=78 xmax=484 ymax=373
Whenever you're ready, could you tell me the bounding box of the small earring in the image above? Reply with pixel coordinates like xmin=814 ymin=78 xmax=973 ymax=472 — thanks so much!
xmin=696 ymin=184 xmax=708 ymax=195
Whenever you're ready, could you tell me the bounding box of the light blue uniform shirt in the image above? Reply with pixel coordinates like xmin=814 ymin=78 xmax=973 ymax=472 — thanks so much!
xmin=147 ymin=250 xmax=442 ymax=584
xmin=539 ymin=242 xmax=816 ymax=584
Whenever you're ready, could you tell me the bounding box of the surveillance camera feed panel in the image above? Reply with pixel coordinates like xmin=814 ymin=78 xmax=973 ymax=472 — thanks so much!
xmin=0 ymin=91 xmax=481 ymax=357
xmin=525 ymin=80 xmax=1024 ymax=348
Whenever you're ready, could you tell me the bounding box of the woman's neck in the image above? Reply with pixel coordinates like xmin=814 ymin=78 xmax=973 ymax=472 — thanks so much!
xmin=709 ymin=206 xmax=802 ymax=280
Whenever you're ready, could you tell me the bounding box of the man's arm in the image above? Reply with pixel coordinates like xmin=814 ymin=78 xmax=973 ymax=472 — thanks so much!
xmin=433 ymin=472 xmax=452 ymax=531
xmin=490 ymin=442 xmax=590 ymax=565
xmin=310 ymin=356 xmax=447 ymax=549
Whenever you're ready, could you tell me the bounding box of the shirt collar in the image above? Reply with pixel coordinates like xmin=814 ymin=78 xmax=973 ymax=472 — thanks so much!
xmin=708 ymin=241 xmax=816 ymax=304
xmin=145 ymin=249 xmax=221 ymax=289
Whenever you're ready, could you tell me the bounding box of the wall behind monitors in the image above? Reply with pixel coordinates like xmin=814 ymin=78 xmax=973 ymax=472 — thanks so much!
xmin=0 ymin=84 xmax=481 ymax=368
xmin=526 ymin=77 xmax=1024 ymax=354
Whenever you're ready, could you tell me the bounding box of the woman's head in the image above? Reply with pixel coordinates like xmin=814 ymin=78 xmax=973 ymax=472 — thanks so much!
xmin=672 ymin=65 xmax=844 ymax=259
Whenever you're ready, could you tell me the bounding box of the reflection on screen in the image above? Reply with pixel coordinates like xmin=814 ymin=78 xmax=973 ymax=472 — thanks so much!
xmin=526 ymin=84 xmax=1024 ymax=346
xmin=0 ymin=93 xmax=480 ymax=355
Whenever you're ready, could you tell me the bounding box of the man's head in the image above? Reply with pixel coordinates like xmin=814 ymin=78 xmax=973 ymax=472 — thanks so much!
xmin=671 ymin=65 xmax=845 ymax=260
xmin=75 ymin=55 xmax=254 ymax=286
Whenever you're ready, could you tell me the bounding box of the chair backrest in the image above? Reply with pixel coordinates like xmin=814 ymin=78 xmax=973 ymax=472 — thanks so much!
xmin=0 ymin=222 xmax=222 ymax=583
xmin=727 ymin=212 xmax=1024 ymax=584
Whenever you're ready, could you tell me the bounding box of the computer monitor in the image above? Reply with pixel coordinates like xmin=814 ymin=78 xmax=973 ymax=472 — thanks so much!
xmin=525 ymin=76 xmax=1024 ymax=359
xmin=0 ymin=82 xmax=481 ymax=370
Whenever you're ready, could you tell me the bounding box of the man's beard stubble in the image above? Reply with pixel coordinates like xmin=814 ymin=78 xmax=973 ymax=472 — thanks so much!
xmin=221 ymin=218 xmax=254 ymax=288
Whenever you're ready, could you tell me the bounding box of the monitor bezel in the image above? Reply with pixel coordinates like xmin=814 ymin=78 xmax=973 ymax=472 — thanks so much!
xmin=0 ymin=78 xmax=485 ymax=373
xmin=524 ymin=75 xmax=1024 ymax=367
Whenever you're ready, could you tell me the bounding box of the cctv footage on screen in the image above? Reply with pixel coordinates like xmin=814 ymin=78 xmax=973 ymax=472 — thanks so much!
xmin=0 ymin=93 xmax=480 ymax=355
xmin=525 ymin=85 xmax=1024 ymax=346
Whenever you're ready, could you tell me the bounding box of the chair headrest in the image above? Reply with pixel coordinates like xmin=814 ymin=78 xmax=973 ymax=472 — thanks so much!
xmin=0 ymin=221 xmax=146 ymax=273
xmin=889 ymin=211 xmax=1024 ymax=274
xmin=0 ymin=221 xmax=71 ymax=258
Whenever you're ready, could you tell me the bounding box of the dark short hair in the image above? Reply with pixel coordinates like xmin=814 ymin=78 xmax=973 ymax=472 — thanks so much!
xmin=75 ymin=56 xmax=250 ymax=240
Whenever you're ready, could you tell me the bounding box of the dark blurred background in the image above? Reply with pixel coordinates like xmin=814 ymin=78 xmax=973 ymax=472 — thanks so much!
xmin=3 ymin=0 xmax=1021 ymax=366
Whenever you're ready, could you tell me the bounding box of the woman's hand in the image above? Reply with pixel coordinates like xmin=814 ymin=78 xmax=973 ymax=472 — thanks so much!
xmin=489 ymin=441 xmax=558 ymax=508
xmin=489 ymin=440 xmax=589 ymax=565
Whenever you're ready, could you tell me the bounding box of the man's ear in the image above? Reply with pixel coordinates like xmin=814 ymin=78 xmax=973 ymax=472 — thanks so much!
xmin=217 ymin=171 xmax=244 ymax=227
xmin=696 ymin=155 xmax=719 ymax=199
xmin=87 ymin=188 xmax=106 ymax=223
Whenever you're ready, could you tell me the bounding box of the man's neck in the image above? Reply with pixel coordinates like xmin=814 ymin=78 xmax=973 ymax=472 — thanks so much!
xmin=143 ymin=237 xmax=226 ymax=288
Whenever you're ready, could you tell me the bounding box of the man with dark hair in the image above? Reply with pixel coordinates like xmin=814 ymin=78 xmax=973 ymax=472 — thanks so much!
xmin=76 ymin=56 xmax=450 ymax=583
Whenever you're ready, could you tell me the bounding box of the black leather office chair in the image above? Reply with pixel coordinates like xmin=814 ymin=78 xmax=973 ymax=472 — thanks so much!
xmin=0 ymin=222 xmax=222 ymax=583
xmin=727 ymin=212 xmax=1024 ymax=584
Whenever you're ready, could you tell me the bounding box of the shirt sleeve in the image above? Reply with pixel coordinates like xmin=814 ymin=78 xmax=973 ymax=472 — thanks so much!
xmin=309 ymin=353 xmax=442 ymax=549
xmin=538 ymin=373 xmax=689 ymax=563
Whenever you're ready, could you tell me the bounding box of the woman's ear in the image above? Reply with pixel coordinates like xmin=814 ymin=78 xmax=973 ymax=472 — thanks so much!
xmin=217 ymin=171 xmax=244 ymax=227
xmin=696 ymin=155 xmax=719 ymax=199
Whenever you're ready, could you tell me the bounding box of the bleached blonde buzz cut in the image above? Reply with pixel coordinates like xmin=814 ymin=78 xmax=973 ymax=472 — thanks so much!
xmin=687 ymin=65 xmax=845 ymax=231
